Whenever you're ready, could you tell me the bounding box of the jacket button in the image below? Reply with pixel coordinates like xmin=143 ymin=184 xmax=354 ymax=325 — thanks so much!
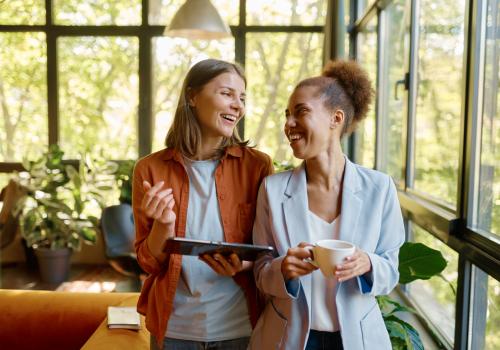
xmin=223 ymin=219 xmax=228 ymax=225
xmin=219 ymin=194 xmax=225 ymax=200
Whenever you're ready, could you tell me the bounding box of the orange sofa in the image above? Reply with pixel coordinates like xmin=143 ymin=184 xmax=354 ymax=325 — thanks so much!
xmin=0 ymin=289 xmax=149 ymax=350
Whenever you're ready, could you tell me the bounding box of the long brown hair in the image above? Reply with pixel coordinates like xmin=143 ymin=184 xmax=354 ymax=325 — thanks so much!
xmin=165 ymin=59 xmax=249 ymax=158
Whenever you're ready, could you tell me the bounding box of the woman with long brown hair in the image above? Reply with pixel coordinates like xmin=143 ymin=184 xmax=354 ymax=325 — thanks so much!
xmin=132 ymin=59 xmax=273 ymax=350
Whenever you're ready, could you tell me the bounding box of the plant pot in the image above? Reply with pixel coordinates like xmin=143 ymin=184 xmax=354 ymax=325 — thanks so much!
xmin=21 ymin=238 xmax=38 ymax=271
xmin=34 ymin=247 xmax=72 ymax=285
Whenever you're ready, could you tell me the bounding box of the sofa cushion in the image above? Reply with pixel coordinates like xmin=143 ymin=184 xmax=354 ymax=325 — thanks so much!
xmin=0 ymin=289 xmax=139 ymax=350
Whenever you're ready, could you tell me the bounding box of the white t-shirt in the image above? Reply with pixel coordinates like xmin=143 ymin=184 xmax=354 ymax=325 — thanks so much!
xmin=308 ymin=210 xmax=341 ymax=332
xmin=166 ymin=157 xmax=251 ymax=341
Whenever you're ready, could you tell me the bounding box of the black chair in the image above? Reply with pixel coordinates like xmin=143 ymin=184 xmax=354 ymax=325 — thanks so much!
xmin=100 ymin=204 xmax=144 ymax=277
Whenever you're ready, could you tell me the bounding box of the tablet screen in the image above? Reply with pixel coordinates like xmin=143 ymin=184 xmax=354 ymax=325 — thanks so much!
xmin=164 ymin=237 xmax=274 ymax=261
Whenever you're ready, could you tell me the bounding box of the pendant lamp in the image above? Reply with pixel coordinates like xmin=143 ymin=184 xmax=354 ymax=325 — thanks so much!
xmin=164 ymin=0 xmax=232 ymax=40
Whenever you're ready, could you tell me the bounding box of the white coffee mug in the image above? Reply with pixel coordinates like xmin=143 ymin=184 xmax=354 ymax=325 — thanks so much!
xmin=307 ymin=239 xmax=356 ymax=278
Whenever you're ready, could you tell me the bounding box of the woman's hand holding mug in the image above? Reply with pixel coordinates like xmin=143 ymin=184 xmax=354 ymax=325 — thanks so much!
xmin=334 ymin=248 xmax=372 ymax=282
xmin=281 ymin=242 xmax=318 ymax=281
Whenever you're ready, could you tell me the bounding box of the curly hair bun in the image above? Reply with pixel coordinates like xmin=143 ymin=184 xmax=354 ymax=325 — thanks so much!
xmin=322 ymin=60 xmax=374 ymax=123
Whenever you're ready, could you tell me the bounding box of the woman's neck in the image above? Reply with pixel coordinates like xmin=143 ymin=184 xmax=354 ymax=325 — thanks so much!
xmin=305 ymin=142 xmax=345 ymax=191
xmin=193 ymin=136 xmax=223 ymax=160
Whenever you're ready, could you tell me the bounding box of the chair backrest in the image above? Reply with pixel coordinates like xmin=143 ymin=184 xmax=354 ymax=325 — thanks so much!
xmin=100 ymin=204 xmax=135 ymax=258
xmin=0 ymin=179 xmax=26 ymax=249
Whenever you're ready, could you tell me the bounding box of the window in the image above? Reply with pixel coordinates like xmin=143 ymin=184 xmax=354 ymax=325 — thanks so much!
xmin=246 ymin=0 xmax=326 ymax=25
xmin=0 ymin=174 xmax=10 ymax=192
xmin=0 ymin=0 xmax=45 ymax=25
xmin=475 ymin=0 xmax=500 ymax=237
xmin=379 ymin=0 xmax=409 ymax=186
xmin=413 ymin=0 xmax=466 ymax=206
xmin=357 ymin=0 xmax=376 ymax=16
xmin=355 ymin=18 xmax=377 ymax=168
xmin=245 ymin=32 xmax=324 ymax=163
xmin=484 ymin=273 xmax=500 ymax=349
xmin=54 ymin=0 xmax=142 ymax=25
xmin=0 ymin=33 xmax=47 ymax=162
xmin=152 ymin=38 xmax=235 ymax=152
xmin=468 ymin=266 xmax=500 ymax=349
xmin=0 ymin=1 xmax=326 ymax=165
xmin=58 ymin=37 xmax=139 ymax=160
xmin=409 ymin=223 xmax=458 ymax=345
xmin=351 ymin=0 xmax=500 ymax=348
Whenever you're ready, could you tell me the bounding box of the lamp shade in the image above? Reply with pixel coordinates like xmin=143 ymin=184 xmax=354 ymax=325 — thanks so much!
xmin=164 ymin=0 xmax=232 ymax=40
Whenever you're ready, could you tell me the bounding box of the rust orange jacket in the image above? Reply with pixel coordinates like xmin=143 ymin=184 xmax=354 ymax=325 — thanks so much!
xmin=132 ymin=146 xmax=273 ymax=346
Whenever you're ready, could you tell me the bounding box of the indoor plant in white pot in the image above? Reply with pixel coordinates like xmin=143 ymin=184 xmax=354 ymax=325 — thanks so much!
xmin=15 ymin=145 xmax=114 ymax=284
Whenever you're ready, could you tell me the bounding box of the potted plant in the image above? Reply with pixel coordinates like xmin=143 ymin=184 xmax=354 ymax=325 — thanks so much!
xmin=378 ymin=241 xmax=449 ymax=350
xmin=113 ymin=159 xmax=135 ymax=205
xmin=15 ymin=145 xmax=114 ymax=284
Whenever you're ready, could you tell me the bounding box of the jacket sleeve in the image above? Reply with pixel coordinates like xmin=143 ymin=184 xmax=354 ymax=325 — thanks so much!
xmin=253 ymin=179 xmax=299 ymax=300
xmin=132 ymin=161 xmax=168 ymax=276
xmin=356 ymin=176 xmax=405 ymax=295
xmin=263 ymin=155 xmax=274 ymax=177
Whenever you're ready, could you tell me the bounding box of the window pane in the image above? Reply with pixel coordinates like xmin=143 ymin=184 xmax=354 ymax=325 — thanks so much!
xmin=468 ymin=267 xmax=500 ymax=350
xmin=247 ymin=0 xmax=326 ymax=26
xmin=54 ymin=0 xmax=141 ymax=25
xmin=0 ymin=173 xmax=11 ymax=193
xmin=413 ymin=0 xmax=465 ymax=206
xmin=58 ymin=37 xmax=139 ymax=159
xmin=245 ymin=33 xmax=324 ymax=164
xmin=355 ymin=19 xmax=377 ymax=168
xmin=152 ymin=38 xmax=234 ymax=152
xmin=0 ymin=33 xmax=47 ymax=162
xmin=345 ymin=0 xmax=351 ymax=55
xmin=380 ymin=0 xmax=409 ymax=185
xmin=485 ymin=273 xmax=500 ymax=349
xmin=410 ymin=223 xmax=458 ymax=344
xmin=0 ymin=0 xmax=45 ymax=25
xmin=149 ymin=0 xmax=238 ymax=26
xmin=477 ymin=0 xmax=500 ymax=236
xmin=357 ymin=0 xmax=376 ymax=18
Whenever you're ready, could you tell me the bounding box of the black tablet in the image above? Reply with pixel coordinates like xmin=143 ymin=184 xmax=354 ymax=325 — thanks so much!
xmin=164 ymin=237 xmax=274 ymax=261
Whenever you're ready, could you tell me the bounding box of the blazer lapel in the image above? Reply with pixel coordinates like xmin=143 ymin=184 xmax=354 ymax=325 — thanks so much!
xmin=282 ymin=163 xmax=312 ymax=249
xmin=338 ymin=158 xmax=363 ymax=247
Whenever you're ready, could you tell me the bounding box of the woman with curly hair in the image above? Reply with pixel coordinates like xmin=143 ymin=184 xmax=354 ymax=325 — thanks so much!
xmin=249 ymin=60 xmax=405 ymax=350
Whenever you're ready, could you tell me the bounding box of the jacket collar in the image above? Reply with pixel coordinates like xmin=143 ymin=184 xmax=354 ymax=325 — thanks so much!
xmin=282 ymin=155 xmax=363 ymax=248
xmin=160 ymin=146 xmax=243 ymax=162
xmin=284 ymin=155 xmax=361 ymax=198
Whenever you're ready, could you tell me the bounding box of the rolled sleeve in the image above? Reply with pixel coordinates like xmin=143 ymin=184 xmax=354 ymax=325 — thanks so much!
xmin=132 ymin=162 xmax=168 ymax=276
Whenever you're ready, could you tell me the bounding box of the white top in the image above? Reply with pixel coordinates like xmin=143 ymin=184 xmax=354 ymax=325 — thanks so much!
xmin=166 ymin=157 xmax=251 ymax=341
xmin=308 ymin=210 xmax=341 ymax=332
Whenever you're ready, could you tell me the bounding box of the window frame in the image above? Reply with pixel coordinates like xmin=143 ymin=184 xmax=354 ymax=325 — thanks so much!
xmin=351 ymin=0 xmax=500 ymax=349
xmin=0 ymin=0 xmax=324 ymax=169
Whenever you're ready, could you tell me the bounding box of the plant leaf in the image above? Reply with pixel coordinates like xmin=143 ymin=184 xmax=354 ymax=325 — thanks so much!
xmin=81 ymin=227 xmax=97 ymax=243
xmin=384 ymin=315 xmax=424 ymax=350
xmin=399 ymin=242 xmax=447 ymax=284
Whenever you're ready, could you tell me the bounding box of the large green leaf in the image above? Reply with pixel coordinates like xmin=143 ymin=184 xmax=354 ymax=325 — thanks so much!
xmin=385 ymin=315 xmax=424 ymax=350
xmin=399 ymin=242 xmax=447 ymax=284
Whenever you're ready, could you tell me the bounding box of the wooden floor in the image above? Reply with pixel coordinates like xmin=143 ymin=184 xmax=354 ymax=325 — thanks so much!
xmin=0 ymin=262 xmax=142 ymax=292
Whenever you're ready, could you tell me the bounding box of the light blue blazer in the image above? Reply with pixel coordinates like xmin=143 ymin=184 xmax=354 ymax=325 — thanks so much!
xmin=249 ymin=158 xmax=405 ymax=350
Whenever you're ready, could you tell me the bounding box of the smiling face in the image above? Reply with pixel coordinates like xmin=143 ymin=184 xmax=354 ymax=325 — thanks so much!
xmin=190 ymin=71 xmax=246 ymax=141
xmin=284 ymin=85 xmax=338 ymax=160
